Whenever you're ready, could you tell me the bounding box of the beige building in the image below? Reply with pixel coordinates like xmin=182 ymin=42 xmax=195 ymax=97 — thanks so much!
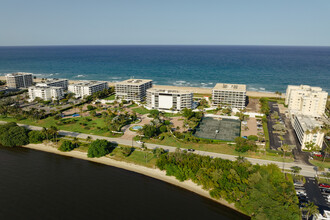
xmin=292 ymin=114 xmax=324 ymax=150
xmin=36 ymin=78 xmax=68 ymax=90
xmin=212 ymin=83 xmax=246 ymax=109
xmin=68 ymin=81 xmax=108 ymax=98
xmin=115 ymin=79 xmax=152 ymax=102
xmin=6 ymin=72 xmax=33 ymax=88
xmin=146 ymin=88 xmax=193 ymax=111
xmin=28 ymin=86 xmax=64 ymax=102
xmin=285 ymin=85 xmax=328 ymax=117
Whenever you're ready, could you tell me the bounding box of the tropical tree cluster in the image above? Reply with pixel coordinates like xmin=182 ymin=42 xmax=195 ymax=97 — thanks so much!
xmin=104 ymin=111 xmax=138 ymax=132
xmin=87 ymin=139 xmax=113 ymax=158
xmin=0 ymin=98 xmax=47 ymax=120
xmin=58 ymin=140 xmax=76 ymax=152
xmin=156 ymin=151 xmax=300 ymax=219
xmin=0 ymin=122 xmax=29 ymax=147
xmin=234 ymin=137 xmax=257 ymax=153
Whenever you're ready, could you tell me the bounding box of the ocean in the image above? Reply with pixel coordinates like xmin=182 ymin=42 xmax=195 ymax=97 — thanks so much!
xmin=0 ymin=45 xmax=329 ymax=93
xmin=0 ymin=146 xmax=248 ymax=219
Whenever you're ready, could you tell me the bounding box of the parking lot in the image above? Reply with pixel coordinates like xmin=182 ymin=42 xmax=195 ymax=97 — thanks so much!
xmin=296 ymin=177 xmax=330 ymax=219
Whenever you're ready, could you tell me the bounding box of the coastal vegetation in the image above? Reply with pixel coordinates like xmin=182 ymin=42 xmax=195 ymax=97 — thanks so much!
xmin=58 ymin=140 xmax=76 ymax=152
xmin=156 ymin=150 xmax=300 ymax=219
xmin=0 ymin=122 xmax=29 ymax=147
xmin=87 ymin=139 xmax=113 ymax=158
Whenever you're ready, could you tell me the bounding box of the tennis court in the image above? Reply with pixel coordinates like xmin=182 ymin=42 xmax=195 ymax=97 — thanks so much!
xmin=193 ymin=117 xmax=240 ymax=141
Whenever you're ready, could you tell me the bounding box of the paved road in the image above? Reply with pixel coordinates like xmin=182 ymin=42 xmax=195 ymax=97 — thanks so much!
xmin=0 ymin=121 xmax=318 ymax=177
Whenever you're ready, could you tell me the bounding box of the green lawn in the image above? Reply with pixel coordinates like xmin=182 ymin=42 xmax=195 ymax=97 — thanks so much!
xmin=108 ymin=147 xmax=157 ymax=167
xmin=310 ymin=160 xmax=330 ymax=169
xmin=163 ymin=112 xmax=182 ymax=117
xmin=0 ymin=116 xmax=122 ymax=137
xmin=132 ymin=107 xmax=151 ymax=115
xmin=145 ymin=135 xmax=294 ymax=163
xmin=104 ymin=94 xmax=116 ymax=100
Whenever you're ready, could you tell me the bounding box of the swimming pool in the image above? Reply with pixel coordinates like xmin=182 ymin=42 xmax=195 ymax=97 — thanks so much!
xmin=132 ymin=125 xmax=143 ymax=130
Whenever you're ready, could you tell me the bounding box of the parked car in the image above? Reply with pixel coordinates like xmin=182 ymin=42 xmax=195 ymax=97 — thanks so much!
xmin=319 ymin=183 xmax=330 ymax=188
xmin=320 ymin=188 xmax=330 ymax=194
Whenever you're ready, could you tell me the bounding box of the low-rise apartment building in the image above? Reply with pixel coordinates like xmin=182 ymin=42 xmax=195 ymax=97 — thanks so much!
xmin=28 ymin=86 xmax=64 ymax=102
xmin=285 ymin=85 xmax=328 ymax=117
xmin=212 ymin=83 xmax=246 ymax=109
xmin=146 ymin=88 xmax=193 ymax=111
xmin=6 ymin=72 xmax=33 ymax=88
xmin=115 ymin=79 xmax=152 ymax=102
xmin=68 ymin=81 xmax=108 ymax=98
xmin=292 ymin=114 xmax=324 ymax=150
xmin=36 ymin=78 xmax=68 ymax=90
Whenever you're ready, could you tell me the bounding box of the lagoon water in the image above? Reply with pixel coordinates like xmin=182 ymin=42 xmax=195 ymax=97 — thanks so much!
xmin=0 ymin=45 xmax=329 ymax=93
xmin=0 ymin=146 xmax=249 ymax=220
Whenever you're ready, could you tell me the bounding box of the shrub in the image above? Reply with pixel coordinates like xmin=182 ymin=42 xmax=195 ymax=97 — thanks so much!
xmin=28 ymin=130 xmax=46 ymax=143
xmin=87 ymin=139 xmax=111 ymax=158
xmin=58 ymin=140 xmax=75 ymax=152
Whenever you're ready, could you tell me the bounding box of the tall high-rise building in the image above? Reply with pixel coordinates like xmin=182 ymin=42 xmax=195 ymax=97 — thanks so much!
xmin=285 ymin=85 xmax=328 ymax=117
xmin=6 ymin=72 xmax=33 ymax=88
xmin=146 ymin=88 xmax=193 ymax=111
xmin=115 ymin=79 xmax=152 ymax=102
xmin=36 ymin=78 xmax=68 ymax=90
xmin=28 ymin=86 xmax=64 ymax=102
xmin=68 ymin=81 xmax=108 ymax=98
xmin=212 ymin=83 xmax=246 ymax=109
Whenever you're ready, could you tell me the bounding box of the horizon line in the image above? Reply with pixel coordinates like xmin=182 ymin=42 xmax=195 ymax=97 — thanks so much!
xmin=0 ymin=44 xmax=330 ymax=48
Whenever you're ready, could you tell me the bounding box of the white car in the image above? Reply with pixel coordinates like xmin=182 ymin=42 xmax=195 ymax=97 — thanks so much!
xmin=136 ymin=140 xmax=144 ymax=145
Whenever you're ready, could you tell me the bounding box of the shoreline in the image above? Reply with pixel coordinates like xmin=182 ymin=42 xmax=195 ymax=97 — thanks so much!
xmin=0 ymin=76 xmax=284 ymax=98
xmin=22 ymin=143 xmax=242 ymax=214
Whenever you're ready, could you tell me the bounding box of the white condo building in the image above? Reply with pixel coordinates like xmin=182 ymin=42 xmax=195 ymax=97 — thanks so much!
xmin=6 ymin=72 xmax=33 ymax=88
xmin=68 ymin=81 xmax=108 ymax=98
xmin=115 ymin=79 xmax=152 ymax=102
xmin=36 ymin=78 xmax=68 ymax=90
xmin=146 ymin=88 xmax=193 ymax=111
xmin=28 ymin=86 xmax=64 ymax=102
xmin=212 ymin=83 xmax=246 ymax=109
xmin=285 ymin=85 xmax=328 ymax=117
xmin=292 ymin=114 xmax=324 ymax=150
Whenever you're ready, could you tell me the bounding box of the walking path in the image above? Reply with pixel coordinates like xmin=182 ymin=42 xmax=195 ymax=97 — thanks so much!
xmin=1 ymin=121 xmax=318 ymax=177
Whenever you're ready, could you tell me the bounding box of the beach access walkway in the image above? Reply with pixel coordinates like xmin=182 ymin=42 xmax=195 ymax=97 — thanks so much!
xmin=0 ymin=121 xmax=318 ymax=177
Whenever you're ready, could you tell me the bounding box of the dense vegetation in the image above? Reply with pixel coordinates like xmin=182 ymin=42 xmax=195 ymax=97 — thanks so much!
xmin=156 ymin=151 xmax=300 ymax=219
xmin=87 ymin=139 xmax=113 ymax=158
xmin=0 ymin=122 xmax=29 ymax=147
xmin=58 ymin=140 xmax=76 ymax=152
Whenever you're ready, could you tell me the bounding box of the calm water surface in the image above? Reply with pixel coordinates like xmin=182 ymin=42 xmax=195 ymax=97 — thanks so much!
xmin=0 ymin=146 xmax=249 ymax=220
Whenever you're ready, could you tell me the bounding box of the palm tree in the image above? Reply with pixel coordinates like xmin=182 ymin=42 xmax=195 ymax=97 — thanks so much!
xmin=42 ymin=127 xmax=48 ymax=141
xmin=303 ymin=202 xmax=319 ymax=220
xmin=323 ymin=145 xmax=330 ymax=163
xmin=290 ymin=166 xmax=302 ymax=176
xmin=86 ymin=136 xmax=92 ymax=143
xmin=280 ymin=144 xmax=294 ymax=159
xmin=73 ymin=137 xmax=79 ymax=148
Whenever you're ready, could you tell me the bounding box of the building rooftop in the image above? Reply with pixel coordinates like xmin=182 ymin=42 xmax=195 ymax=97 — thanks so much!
xmin=40 ymin=78 xmax=68 ymax=83
xmin=6 ymin=72 xmax=33 ymax=77
xmin=116 ymin=79 xmax=152 ymax=86
xmin=69 ymin=81 xmax=107 ymax=87
xmin=296 ymin=114 xmax=323 ymax=131
xmin=29 ymin=85 xmax=62 ymax=90
xmin=213 ymin=83 xmax=246 ymax=92
xmin=147 ymin=88 xmax=192 ymax=94
xmin=287 ymin=85 xmax=324 ymax=93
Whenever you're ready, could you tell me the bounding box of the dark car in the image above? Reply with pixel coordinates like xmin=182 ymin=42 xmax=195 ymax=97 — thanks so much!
xmin=187 ymin=149 xmax=195 ymax=152
xmin=321 ymin=188 xmax=330 ymax=193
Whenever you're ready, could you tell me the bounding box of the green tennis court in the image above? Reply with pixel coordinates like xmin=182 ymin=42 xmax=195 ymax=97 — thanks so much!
xmin=193 ymin=117 xmax=240 ymax=141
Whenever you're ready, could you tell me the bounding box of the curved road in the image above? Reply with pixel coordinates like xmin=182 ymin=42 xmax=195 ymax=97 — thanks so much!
xmin=1 ymin=121 xmax=318 ymax=177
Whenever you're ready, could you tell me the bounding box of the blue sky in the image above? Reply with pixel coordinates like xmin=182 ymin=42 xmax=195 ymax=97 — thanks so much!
xmin=0 ymin=0 xmax=329 ymax=46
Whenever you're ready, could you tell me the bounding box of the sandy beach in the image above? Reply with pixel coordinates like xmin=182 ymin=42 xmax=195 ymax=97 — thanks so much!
xmin=0 ymin=76 xmax=284 ymax=98
xmin=22 ymin=143 xmax=239 ymax=212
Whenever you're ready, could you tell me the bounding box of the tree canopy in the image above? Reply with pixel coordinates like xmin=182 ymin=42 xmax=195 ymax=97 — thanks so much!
xmin=0 ymin=122 xmax=29 ymax=147
xmin=87 ymin=139 xmax=112 ymax=158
